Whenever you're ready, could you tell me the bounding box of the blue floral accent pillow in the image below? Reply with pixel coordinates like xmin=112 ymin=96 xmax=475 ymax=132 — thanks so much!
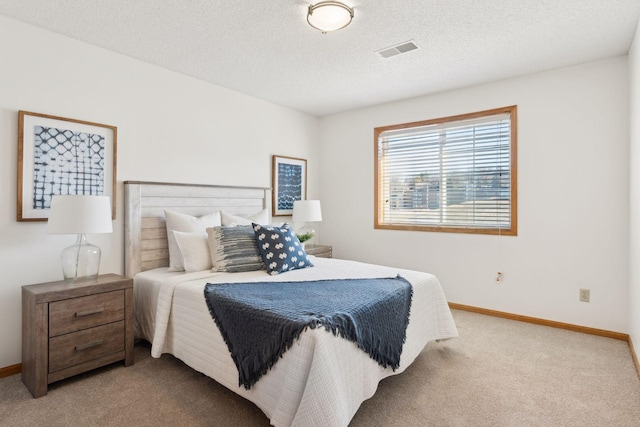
xmin=252 ymin=223 xmax=314 ymax=275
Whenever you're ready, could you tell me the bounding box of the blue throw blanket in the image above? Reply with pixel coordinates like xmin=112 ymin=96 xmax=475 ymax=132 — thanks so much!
xmin=204 ymin=276 xmax=413 ymax=389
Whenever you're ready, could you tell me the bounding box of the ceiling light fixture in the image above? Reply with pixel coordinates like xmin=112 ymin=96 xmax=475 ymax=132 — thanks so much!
xmin=307 ymin=1 xmax=354 ymax=33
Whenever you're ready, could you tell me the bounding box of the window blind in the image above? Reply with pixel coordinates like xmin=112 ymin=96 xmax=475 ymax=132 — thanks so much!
xmin=376 ymin=108 xmax=515 ymax=234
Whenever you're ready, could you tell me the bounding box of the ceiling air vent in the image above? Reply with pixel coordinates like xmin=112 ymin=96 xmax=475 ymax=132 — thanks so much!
xmin=376 ymin=41 xmax=419 ymax=59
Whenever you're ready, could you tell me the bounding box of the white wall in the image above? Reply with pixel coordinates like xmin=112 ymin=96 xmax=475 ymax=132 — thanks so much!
xmin=629 ymin=19 xmax=640 ymax=358
xmin=0 ymin=16 xmax=320 ymax=367
xmin=319 ymin=57 xmax=630 ymax=333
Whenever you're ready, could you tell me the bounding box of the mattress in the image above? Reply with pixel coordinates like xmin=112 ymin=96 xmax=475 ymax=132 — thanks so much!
xmin=134 ymin=256 xmax=458 ymax=427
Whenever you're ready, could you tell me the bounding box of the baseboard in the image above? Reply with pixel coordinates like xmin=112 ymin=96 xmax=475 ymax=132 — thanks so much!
xmin=448 ymin=302 xmax=629 ymax=341
xmin=0 ymin=363 xmax=21 ymax=379
xmin=629 ymin=336 xmax=640 ymax=380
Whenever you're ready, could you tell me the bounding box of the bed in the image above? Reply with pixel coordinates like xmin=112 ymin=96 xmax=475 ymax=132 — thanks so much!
xmin=124 ymin=181 xmax=458 ymax=427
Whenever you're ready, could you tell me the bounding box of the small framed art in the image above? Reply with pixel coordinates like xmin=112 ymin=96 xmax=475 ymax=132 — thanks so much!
xmin=272 ymin=155 xmax=307 ymax=216
xmin=17 ymin=111 xmax=117 ymax=221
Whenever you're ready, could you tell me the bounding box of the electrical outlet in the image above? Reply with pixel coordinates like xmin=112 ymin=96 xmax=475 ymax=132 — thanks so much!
xmin=579 ymin=288 xmax=590 ymax=303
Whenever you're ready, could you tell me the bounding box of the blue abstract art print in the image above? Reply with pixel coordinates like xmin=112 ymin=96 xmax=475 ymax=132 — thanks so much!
xmin=18 ymin=111 xmax=117 ymax=221
xmin=272 ymin=155 xmax=307 ymax=216
xmin=32 ymin=125 xmax=106 ymax=210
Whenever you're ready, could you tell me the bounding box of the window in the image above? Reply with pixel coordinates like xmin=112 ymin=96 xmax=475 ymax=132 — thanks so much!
xmin=374 ymin=106 xmax=517 ymax=235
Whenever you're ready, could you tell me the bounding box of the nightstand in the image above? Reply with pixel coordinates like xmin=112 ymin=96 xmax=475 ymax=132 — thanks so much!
xmin=22 ymin=274 xmax=134 ymax=398
xmin=304 ymin=244 xmax=332 ymax=258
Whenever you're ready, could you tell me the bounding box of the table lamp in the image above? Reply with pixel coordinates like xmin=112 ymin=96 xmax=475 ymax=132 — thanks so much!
xmin=292 ymin=200 xmax=322 ymax=245
xmin=47 ymin=195 xmax=113 ymax=280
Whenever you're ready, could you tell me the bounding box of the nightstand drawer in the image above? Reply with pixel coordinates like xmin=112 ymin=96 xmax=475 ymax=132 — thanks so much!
xmin=48 ymin=321 xmax=125 ymax=373
xmin=49 ymin=290 xmax=124 ymax=337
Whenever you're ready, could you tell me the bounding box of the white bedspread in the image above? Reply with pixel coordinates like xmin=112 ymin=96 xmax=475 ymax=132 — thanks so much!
xmin=134 ymin=257 xmax=458 ymax=427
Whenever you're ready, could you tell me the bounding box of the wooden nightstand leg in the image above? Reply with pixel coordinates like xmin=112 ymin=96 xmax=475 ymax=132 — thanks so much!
xmin=124 ymin=288 xmax=134 ymax=366
xmin=22 ymin=295 xmax=49 ymax=398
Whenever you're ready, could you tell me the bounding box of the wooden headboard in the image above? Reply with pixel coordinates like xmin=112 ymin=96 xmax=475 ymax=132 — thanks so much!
xmin=124 ymin=181 xmax=271 ymax=277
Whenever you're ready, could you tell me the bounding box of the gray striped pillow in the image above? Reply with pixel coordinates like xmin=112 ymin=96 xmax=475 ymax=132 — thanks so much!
xmin=207 ymin=225 xmax=265 ymax=273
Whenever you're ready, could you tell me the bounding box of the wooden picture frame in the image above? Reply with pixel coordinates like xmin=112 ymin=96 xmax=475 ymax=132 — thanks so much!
xmin=272 ymin=155 xmax=307 ymax=216
xmin=17 ymin=111 xmax=117 ymax=221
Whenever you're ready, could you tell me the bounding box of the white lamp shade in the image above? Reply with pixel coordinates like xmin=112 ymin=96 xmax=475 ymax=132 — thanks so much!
xmin=47 ymin=195 xmax=113 ymax=234
xmin=307 ymin=1 xmax=354 ymax=33
xmin=293 ymin=200 xmax=323 ymax=222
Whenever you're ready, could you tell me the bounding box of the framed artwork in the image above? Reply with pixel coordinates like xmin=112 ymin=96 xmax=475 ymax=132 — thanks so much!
xmin=17 ymin=111 xmax=117 ymax=221
xmin=272 ymin=155 xmax=307 ymax=216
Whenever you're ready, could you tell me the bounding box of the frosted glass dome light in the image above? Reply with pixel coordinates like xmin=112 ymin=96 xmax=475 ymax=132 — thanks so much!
xmin=307 ymin=1 xmax=354 ymax=33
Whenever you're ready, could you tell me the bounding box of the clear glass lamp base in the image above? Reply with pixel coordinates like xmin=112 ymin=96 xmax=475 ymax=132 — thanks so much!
xmin=61 ymin=234 xmax=102 ymax=281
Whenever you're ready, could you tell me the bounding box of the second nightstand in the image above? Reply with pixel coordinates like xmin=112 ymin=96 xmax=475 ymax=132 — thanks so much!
xmin=304 ymin=244 xmax=332 ymax=258
xmin=22 ymin=274 xmax=134 ymax=398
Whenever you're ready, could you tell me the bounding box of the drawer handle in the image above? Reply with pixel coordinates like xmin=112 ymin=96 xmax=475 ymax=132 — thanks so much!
xmin=75 ymin=307 xmax=104 ymax=317
xmin=75 ymin=340 xmax=104 ymax=351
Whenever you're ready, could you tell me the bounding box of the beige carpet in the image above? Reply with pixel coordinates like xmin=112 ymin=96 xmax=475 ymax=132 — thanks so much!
xmin=1 ymin=310 xmax=639 ymax=426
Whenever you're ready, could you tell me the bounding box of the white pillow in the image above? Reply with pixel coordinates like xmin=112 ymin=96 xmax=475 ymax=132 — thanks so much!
xmin=165 ymin=209 xmax=221 ymax=271
xmin=173 ymin=231 xmax=212 ymax=272
xmin=220 ymin=209 xmax=269 ymax=226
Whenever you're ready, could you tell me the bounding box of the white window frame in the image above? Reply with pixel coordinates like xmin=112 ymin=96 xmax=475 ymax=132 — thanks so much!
xmin=374 ymin=106 xmax=517 ymax=236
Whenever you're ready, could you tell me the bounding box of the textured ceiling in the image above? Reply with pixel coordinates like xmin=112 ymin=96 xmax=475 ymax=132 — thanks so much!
xmin=1 ymin=1 xmax=639 ymax=116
